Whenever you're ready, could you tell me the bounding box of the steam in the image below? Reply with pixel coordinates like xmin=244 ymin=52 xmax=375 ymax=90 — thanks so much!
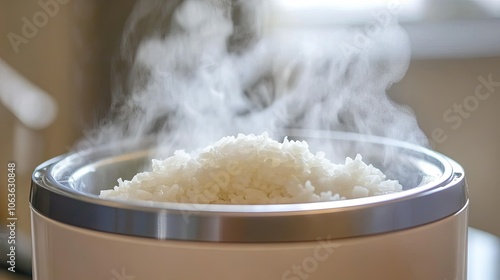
xmin=79 ymin=0 xmax=428 ymax=158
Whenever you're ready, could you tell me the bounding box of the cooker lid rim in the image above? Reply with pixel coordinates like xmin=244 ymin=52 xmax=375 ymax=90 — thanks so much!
xmin=30 ymin=130 xmax=467 ymax=242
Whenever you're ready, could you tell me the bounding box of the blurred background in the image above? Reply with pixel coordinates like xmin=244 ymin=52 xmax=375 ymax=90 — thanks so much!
xmin=1 ymin=0 xmax=499 ymax=278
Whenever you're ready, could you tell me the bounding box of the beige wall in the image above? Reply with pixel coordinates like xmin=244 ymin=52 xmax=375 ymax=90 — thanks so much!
xmin=0 ymin=1 xmax=80 ymax=272
xmin=0 ymin=0 xmax=134 ymax=273
xmin=390 ymin=58 xmax=500 ymax=236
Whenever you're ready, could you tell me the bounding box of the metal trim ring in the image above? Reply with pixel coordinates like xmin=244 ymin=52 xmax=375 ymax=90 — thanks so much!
xmin=30 ymin=131 xmax=468 ymax=243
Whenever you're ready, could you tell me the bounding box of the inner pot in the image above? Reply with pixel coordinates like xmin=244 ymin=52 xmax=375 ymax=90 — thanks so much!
xmin=30 ymin=131 xmax=469 ymax=279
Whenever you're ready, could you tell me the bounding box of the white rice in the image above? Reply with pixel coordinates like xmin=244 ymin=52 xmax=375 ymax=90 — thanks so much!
xmin=99 ymin=133 xmax=402 ymax=204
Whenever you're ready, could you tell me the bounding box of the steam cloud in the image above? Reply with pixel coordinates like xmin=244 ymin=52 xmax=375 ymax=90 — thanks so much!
xmin=79 ymin=0 xmax=428 ymax=158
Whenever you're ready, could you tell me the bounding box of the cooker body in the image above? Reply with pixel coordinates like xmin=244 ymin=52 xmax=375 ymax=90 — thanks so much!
xmin=30 ymin=132 xmax=469 ymax=279
xmin=31 ymin=204 xmax=467 ymax=280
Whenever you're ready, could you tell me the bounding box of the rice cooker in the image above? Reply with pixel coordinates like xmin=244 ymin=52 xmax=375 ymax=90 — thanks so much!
xmin=30 ymin=131 xmax=468 ymax=279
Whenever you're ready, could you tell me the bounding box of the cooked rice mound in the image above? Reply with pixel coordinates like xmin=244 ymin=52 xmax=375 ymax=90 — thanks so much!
xmin=100 ymin=133 xmax=402 ymax=204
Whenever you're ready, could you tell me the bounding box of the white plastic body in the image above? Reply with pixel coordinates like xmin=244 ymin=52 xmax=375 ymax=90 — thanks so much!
xmin=31 ymin=204 xmax=468 ymax=280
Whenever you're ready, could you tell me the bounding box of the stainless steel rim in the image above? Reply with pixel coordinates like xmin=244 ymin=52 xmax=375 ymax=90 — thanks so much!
xmin=30 ymin=131 xmax=468 ymax=243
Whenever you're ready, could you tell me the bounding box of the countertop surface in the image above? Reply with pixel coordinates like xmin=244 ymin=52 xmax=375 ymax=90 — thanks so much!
xmin=467 ymin=227 xmax=500 ymax=279
xmin=1 ymin=227 xmax=499 ymax=280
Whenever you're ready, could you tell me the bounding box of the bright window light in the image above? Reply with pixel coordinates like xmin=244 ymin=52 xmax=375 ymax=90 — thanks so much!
xmin=275 ymin=0 xmax=391 ymax=10
xmin=270 ymin=0 xmax=425 ymax=26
